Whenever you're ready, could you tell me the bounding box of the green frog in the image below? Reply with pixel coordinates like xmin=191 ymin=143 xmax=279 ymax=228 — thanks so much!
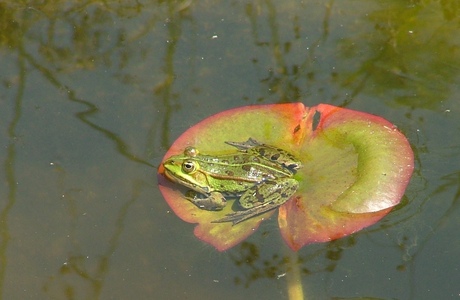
xmin=162 ymin=138 xmax=301 ymax=224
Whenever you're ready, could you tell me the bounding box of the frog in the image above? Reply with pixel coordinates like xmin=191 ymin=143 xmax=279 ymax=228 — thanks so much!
xmin=162 ymin=138 xmax=301 ymax=224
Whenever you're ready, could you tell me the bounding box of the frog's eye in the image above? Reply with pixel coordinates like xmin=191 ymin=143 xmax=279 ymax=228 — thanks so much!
xmin=182 ymin=160 xmax=197 ymax=173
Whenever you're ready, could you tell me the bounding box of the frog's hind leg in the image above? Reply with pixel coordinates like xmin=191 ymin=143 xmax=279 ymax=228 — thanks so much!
xmin=213 ymin=178 xmax=298 ymax=224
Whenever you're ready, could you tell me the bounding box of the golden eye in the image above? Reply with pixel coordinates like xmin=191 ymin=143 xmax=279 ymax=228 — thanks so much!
xmin=182 ymin=160 xmax=196 ymax=173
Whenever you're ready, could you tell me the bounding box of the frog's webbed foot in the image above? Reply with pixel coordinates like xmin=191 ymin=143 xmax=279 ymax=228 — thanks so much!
xmin=225 ymin=138 xmax=261 ymax=151
xmin=211 ymin=201 xmax=281 ymax=225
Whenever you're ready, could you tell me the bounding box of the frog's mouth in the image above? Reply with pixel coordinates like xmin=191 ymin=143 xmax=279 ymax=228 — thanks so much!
xmin=163 ymin=166 xmax=211 ymax=194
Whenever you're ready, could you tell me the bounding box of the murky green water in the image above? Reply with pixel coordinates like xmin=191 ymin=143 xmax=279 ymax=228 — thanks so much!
xmin=1 ymin=0 xmax=459 ymax=299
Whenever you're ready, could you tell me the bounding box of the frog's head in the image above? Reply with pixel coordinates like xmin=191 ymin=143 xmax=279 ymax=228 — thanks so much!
xmin=163 ymin=148 xmax=211 ymax=194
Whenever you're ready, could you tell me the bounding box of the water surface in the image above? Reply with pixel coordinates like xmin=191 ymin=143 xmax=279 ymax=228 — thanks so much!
xmin=1 ymin=1 xmax=459 ymax=299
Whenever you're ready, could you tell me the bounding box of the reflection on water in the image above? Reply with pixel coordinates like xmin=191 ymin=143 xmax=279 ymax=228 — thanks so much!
xmin=230 ymin=237 xmax=355 ymax=288
xmin=0 ymin=0 xmax=459 ymax=299
xmin=338 ymin=1 xmax=460 ymax=108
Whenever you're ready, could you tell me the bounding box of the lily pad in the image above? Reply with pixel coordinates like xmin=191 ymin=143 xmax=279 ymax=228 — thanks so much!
xmin=158 ymin=103 xmax=413 ymax=251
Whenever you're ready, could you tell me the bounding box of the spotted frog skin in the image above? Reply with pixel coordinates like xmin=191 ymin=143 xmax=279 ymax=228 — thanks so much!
xmin=162 ymin=138 xmax=301 ymax=224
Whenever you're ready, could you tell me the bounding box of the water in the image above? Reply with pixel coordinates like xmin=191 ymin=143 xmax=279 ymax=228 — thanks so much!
xmin=1 ymin=0 xmax=459 ymax=299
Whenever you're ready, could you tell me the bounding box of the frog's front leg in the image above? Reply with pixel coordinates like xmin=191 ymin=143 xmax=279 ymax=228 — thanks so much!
xmin=212 ymin=178 xmax=298 ymax=224
xmin=185 ymin=191 xmax=227 ymax=211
